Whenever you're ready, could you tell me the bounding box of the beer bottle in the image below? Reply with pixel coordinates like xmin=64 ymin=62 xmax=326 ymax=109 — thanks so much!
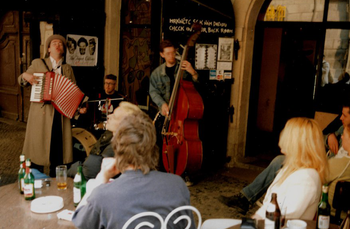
xmin=265 ymin=193 xmax=281 ymax=229
xmin=73 ymin=165 xmax=86 ymax=207
xmin=23 ymin=159 xmax=35 ymax=200
xmin=316 ymin=185 xmax=331 ymax=229
xmin=18 ymin=154 xmax=26 ymax=194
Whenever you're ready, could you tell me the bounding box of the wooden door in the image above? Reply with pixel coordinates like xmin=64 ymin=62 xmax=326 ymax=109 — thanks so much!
xmin=0 ymin=11 xmax=30 ymax=122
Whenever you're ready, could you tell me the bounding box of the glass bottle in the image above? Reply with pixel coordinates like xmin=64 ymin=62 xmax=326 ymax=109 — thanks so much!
xmin=18 ymin=154 xmax=26 ymax=194
xmin=23 ymin=159 xmax=35 ymax=200
xmin=316 ymin=185 xmax=331 ymax=229
xmin=265 ymin=193 xmax=281 ymax=229
xmin=73 ymin=165 xmax=86 ymax=207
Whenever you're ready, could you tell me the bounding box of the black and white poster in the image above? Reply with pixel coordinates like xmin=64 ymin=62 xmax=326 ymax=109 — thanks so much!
xmin=66 ymin=34 xmax=98 ymax=66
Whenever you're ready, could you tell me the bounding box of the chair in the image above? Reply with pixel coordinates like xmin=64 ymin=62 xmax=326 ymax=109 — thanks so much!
xmin=122 ymin=205 xmax=202 ymax=229
xmin=332 ymin=181 xmax=350 ymax=224
xmin=201 ymin=219 xmax=242 ymax=229
xmin=122 ymin=212 xmax=164 ymax=229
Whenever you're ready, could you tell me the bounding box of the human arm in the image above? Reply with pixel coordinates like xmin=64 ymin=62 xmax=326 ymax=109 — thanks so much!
xmin=18 ymin=59 xmax=48 ymax=86
xmin=181 ymin=60 xmax=198 ymax=82
xmin=149 ymin=69 xmax=169 ymax=114
xmin=325 ymin=126 xmax=343 ymax=154
xmin=76 ymin=157 xmax=120 ymax=209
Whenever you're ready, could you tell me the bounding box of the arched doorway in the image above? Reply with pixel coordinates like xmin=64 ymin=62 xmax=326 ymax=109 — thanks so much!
xmin=230 ymin=0 xmax=350 ymax=168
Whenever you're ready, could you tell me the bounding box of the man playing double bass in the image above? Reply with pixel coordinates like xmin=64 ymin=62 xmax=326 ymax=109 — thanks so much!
xmin=149 ymin=39 xmax=200 ymax=185
xmin=149 ymin=40 xmax=198 ymax=116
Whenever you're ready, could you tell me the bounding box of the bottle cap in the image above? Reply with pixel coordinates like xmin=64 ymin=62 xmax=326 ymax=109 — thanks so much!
xmin=322 ymin=185 xmax=329 ymax=193
xmin=25 ymin=158 xmax=31 ymax=167
xmin=20 ymin=154 xmax=25 ymax=161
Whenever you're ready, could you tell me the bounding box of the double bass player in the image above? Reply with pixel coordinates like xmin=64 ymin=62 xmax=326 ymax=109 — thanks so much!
xmin=149 ymin=39 xmax=200 ymax=185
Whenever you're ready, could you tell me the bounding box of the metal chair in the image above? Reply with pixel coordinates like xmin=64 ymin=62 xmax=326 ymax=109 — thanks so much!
xmin=201 ymin=219 xmax=242 ymax=229
xmin=332 ymin=181 xmax=350 ymax=224
xmin=122 ymin=205 xmax=202 ymax=229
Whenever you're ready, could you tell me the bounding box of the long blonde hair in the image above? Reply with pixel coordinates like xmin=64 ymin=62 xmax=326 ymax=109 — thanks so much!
xmin=277 ymin=117 xmax=329 ymax=185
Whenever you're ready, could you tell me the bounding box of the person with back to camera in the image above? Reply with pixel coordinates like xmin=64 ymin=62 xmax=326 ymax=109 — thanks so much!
xmin=72 ymin=102 xmax=194 ymax=229
xmin=68 ymin=101 xmax=139 ymax=180
xmin=18 ymin=34 xmax=85 ymax=177
xmin=251 ymin=117 xmax=329 ymax=220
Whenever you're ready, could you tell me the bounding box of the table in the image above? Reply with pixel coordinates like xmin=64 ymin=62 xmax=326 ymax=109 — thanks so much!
xmin=228 ymin=219 xmax=338 ymax=229
xmin=0 ymin=178 xmax=76 ymax=229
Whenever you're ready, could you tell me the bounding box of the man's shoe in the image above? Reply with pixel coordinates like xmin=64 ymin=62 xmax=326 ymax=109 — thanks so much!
xmin=218 ymin=193 xmax=250 ymax=214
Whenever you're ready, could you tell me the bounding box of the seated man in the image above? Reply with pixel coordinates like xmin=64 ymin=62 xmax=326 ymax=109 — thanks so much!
xmin=220 ymin=100 xmax=350 ymax=214
xmin=72 ymin=102 xmax=194 ymax=229
xmin=68 ymin=102 xmax=140 ymax=180
xmin=73 ymin=74 xmax=125 ymax=137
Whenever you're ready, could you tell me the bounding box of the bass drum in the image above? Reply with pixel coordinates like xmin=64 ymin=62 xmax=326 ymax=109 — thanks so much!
xmin=72 ymin=128 xmax=97 ymax=157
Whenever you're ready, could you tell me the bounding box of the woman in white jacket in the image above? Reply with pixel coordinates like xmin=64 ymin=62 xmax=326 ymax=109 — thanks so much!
xmin=253 ymin=117 xmax=329 ymax=220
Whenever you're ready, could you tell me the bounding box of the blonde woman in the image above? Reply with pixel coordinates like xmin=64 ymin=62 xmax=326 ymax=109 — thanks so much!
xmin=253 ymin=117 xmax=329 ymax=220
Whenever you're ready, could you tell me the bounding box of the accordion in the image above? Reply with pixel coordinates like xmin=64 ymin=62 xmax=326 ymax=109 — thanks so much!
xmin=30 ymin=72 xmax=84 ymax=119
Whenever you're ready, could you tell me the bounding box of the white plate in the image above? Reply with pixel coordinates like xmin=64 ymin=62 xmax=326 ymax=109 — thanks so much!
xmin=30 ymin=196 xmax=64 ymax=213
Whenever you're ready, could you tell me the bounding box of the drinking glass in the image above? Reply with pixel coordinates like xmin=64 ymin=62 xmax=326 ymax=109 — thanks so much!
xmin=56 ymin=165 xmax=67 ymax=190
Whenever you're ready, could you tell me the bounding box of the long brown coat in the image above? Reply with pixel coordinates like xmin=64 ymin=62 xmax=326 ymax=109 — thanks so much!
xmin=18 ymin=58 xmax=75 ymax=166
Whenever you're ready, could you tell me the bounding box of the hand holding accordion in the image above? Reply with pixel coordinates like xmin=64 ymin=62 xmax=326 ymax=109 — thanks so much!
xmin=30 ymin=72 xmax=84 ymax=119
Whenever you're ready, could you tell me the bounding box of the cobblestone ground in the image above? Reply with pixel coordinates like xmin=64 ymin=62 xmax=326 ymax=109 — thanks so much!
xmin=0 ymin=120 xmax=26 ymax=187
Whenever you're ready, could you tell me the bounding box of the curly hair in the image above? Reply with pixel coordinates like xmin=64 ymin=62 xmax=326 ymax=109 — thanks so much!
xmin=112 ymin=107 xmax=159 ymax=174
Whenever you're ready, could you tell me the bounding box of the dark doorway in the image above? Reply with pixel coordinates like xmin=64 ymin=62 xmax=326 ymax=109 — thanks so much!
xmin=245 ymin=25 xmax=321 ymax=162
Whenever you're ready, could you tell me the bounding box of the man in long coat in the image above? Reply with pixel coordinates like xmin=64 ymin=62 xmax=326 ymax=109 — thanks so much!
xmin=18 ymin=34 xmax=76 ymax=177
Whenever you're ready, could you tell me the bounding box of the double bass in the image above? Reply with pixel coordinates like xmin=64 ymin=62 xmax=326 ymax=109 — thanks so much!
xmin=161 ymin=25 xmax=204 ymax=176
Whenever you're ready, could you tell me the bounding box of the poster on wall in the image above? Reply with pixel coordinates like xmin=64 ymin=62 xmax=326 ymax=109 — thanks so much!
xmin=218 ymin=37 xmax=234 ymax=62
xmin=66 ymin=34 xmax=98 ymax=66
xmin=195 ymin=43 xmax=217 ymax=70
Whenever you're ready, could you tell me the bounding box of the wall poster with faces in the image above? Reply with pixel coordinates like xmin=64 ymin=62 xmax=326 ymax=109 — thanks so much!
xmin=66 ymin=34 xmax=98 ymax=66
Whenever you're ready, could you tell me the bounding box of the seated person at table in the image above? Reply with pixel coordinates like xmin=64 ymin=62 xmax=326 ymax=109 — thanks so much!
xmin=68 ymin=102 xmax=140 ymax=180
xmin=251 ymin=117 xmax=328 ymax=220
xmin=220 ymin=101 xmax=350 ymax=214
xmin=72 ymin=103 xmax=194 ymax=229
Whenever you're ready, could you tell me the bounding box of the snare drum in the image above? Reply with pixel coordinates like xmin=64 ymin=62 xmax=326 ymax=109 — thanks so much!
xmin=72 ymin=128 xmax=97 ymax=156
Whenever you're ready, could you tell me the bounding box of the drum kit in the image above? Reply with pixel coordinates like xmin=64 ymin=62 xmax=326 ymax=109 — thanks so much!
xmin=72 ymin=97 xmax=124 ymax=154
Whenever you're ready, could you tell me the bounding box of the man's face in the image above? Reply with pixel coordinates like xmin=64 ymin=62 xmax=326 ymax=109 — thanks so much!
xmin=89 ymin=43 xmax=95 ymax=55
xmin=48 ymin=39 xmax=64 ymax=57
xmin=68 ymin=42 xmax=76 ymax=54
xmin=340 ymin=107 xmax=350 ymax=126
xmin=104 ymin=79 xmax=116 ymax=95
xmin=106 ymin=107 xmax=127 ymax=133
xmin=160 ymin=47 xmax=176 ymax=66
xmin=79 ymin=42 xmax=87 ymax=55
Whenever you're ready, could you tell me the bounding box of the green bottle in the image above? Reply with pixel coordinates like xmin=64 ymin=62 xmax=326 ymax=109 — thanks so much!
xmin=18 ymin=154 xmax=26 ymax=194
xmin=316 ymin=185 xmax=331 ymax=229
xmin=73 ymin=165 xmax=86 ymax=207
xmin=23 ymin=159 xmax=35 ymax=200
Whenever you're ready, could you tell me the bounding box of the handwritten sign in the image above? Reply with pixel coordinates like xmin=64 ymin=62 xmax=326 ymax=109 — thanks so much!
xmin=166 ymin=17 xmax=234 ymax=35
